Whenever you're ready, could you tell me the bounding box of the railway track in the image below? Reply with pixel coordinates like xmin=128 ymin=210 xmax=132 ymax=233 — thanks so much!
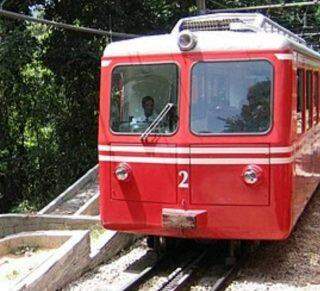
xmin=119 ymin=240 xmax=250 ymax=291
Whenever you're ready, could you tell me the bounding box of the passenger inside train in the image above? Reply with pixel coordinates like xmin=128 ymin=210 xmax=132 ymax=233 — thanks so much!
xmin=191 ymin=60 xmax=272 ymax=134
xmin=110 ymin=63 xmax=178 ymax=133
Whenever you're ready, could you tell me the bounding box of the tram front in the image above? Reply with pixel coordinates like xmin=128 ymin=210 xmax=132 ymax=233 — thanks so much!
xmin=99 ymin=13 xmax=293 ymax=240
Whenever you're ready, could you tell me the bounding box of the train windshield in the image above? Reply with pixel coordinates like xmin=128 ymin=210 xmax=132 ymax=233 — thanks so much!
xmin=191 ymin=61 xmax=272 ymax=134
xmin=110 ymin=64 xmax=179 ymax=134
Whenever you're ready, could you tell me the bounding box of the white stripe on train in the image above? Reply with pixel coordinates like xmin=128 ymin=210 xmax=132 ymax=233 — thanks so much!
xmin=98 ymin=145 xmax=294 ymax=154
xmin=275 ymin=53 xmax=293 ymax=60
xmin=98 ymin=155 xmax=294 ymax=165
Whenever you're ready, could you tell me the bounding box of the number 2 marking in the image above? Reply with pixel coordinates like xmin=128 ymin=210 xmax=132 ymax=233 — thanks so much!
xmin=178 ymin=170 xmax=189 ymax=188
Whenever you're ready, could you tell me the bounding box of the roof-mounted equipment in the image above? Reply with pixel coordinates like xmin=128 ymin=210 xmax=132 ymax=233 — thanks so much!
xmin=172 ymin=13 xmax=306 ymax=45
xmin=178 ymin=30 xmax=198 ymax=51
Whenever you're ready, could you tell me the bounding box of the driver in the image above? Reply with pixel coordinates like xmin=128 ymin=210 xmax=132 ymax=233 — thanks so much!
xmin=131 ymin=96 xmax=158 ymax=129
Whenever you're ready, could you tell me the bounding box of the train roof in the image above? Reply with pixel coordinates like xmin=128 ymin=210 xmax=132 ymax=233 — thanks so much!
xmin=103 ymin=13 xmax=320 ymax=60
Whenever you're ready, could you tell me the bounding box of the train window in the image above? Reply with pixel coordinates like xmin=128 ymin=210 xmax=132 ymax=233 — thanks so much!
xmin=191 ymin=61 xmax=272 ymax=134
xmin=297 ymin=69 xmax=304 ymax=134
xmin=110 ymin=64 xmax=179 ymax=134
xmin=306 ymin=70 xmax=312 ymax=130
xmin=314 ymin=72 xmax=319 ymax=124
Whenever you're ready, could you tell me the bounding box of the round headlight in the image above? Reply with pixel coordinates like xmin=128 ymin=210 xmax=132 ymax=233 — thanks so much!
xmin=178 ymin=30 xmax=197 ymax=51
xmin=114 ymin=163 xmax=131 ymax=181
xmin=242 ymin=165 xmax=262 ymax=185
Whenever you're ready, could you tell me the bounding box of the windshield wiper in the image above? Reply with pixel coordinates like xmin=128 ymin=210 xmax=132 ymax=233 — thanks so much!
xmin=140 ymin=103 xmax=174 ymax=141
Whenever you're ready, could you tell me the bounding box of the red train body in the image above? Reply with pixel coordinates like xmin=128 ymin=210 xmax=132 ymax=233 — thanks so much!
xmin=98 ymin=14 xmax=320 ymax=240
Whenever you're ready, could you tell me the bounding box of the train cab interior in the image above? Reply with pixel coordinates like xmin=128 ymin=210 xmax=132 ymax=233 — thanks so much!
xmin=110 ymin=64 xmax=179 ymax=135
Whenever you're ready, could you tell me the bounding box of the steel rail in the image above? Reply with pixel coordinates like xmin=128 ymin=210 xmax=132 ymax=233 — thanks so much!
xmin=120 ymin=255 xmax=165 ymax=291
xmin=157 ymin=250 xmax=249 ymax=291
xmin=119 ymin=249 xmax=206 ymax=291
xmin=120 ymin=242 xmax=253 ymax=291
xmin=158 ymin=251 xmax=247 ymax=291
xmin=210 ymin=254 xmax=248 ymax=291
xmin=156 ymin=249 xmax=208 ymax=291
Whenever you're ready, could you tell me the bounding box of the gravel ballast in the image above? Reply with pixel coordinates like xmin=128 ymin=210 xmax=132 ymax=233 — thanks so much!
xmin=65 ymin=239 xmax=149 ymax=290
xmin=226 ymin=187 xmax=320 ymax=291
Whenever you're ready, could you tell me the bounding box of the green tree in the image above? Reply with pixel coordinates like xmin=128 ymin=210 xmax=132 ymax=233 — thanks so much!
xmin=0 ymin=1 xmax=58 ymax=212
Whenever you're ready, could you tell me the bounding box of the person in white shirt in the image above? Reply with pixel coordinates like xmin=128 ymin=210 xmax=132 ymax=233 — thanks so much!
xmin=131 ymin=96 xmax=158 ymax=131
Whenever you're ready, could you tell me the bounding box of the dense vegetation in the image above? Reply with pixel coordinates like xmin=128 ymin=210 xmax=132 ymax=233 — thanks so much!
xmin=0 ymin=1 xmax=319 ymax=213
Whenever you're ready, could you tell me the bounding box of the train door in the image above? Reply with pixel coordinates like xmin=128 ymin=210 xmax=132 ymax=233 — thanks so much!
xmin=189 ymin=60 xmax=272 ymax=206
xmin=107 ymin=62 xmax=180 ymax=204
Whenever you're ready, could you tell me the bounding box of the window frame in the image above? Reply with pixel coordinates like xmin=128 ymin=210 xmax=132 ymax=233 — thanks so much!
xmin=296 ymin=68 xmax=305 ymax=135
xmin=305 ymin=70 xmax=313 ymax=130
xmin=108 ymin=62 xmax=181 ymax=136
xmin=189 ymin=59 xmax=274 ymax=136
xmin=318 ymin=71 xmax=320 ymax=123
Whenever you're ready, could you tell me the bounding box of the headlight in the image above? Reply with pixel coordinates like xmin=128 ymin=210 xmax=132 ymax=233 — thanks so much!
xmin=114 ymin=163 xmax=131 ymax=181
xmin=242 ymin=165 xmax=262 ymax=185
xmin=178 ymin=30 xmax=197 ymax=51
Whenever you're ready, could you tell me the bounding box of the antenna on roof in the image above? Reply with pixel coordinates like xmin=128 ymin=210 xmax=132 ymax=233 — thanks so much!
xmin=196 ymin=0 xmax=206 ymax=14
xmin=0 ymin=0 xmax=7 ymax=9
xmin=108 ymin=14 xmax=113 ymax=43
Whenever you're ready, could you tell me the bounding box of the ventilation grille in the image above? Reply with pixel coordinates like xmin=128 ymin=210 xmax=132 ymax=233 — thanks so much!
xmin=180 ymin=18 xmax=242 ymax=32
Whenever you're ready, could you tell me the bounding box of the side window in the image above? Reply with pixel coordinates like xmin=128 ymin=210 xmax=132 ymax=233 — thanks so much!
xmin=297 ymin=69 xmax=304 ymax=134
xmin=306 ymin=70 xmax=312 ymax=130
xmin=313 ymin=72 xmax=318 ymax=125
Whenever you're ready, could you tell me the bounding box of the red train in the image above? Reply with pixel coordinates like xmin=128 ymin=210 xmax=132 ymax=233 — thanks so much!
xmin=98 ymin=13 xmax=320 ymax=241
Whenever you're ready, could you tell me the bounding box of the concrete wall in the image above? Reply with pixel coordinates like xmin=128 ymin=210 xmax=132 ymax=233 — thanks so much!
xmin=0 ymin=214 xmax=99 ymax=238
